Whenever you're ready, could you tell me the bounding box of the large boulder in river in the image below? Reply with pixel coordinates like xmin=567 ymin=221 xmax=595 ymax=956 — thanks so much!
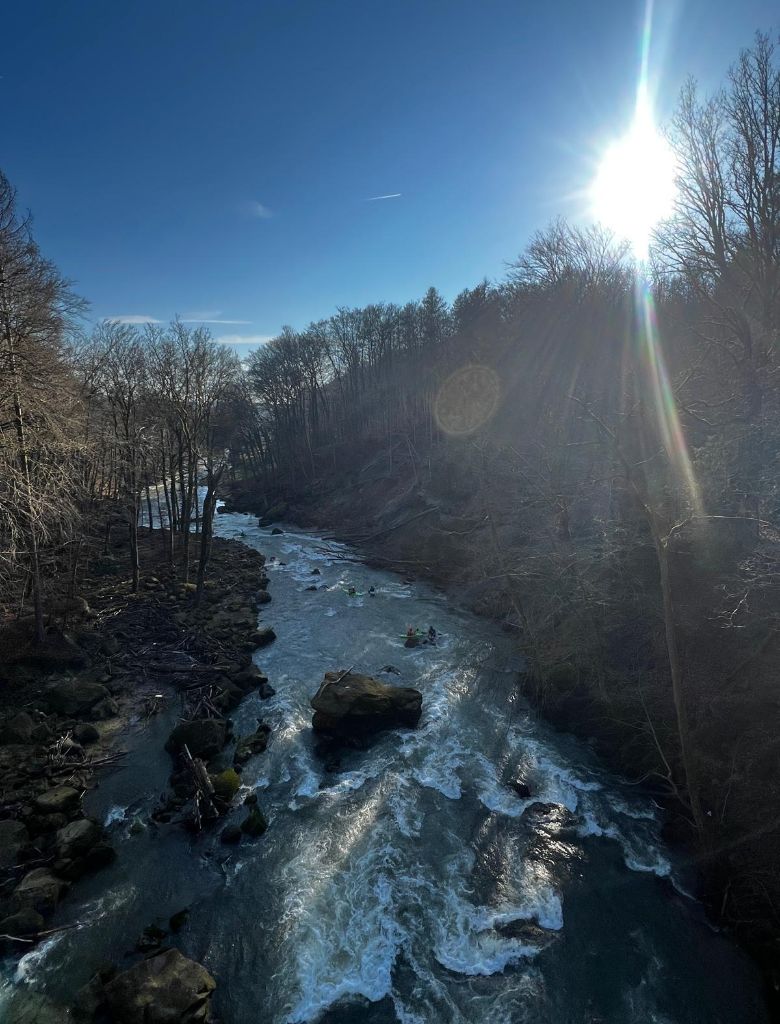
xmin=166 ymin=719 xmax=227 ymax=760
xmin=103 ymin=948 xmax=216 ymax=1024
xmin=46 ymin=679 xmax=108 ymax=716
xmin=311 ymin=671 xmax=422 ymax=738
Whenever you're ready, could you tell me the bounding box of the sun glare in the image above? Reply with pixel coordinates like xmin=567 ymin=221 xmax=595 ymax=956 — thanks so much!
xmin=590 ymin=98 xmax=677 ymax=259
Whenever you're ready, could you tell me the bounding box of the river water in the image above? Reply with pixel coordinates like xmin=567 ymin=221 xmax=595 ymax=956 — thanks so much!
xmin=1 ymin=513 xmax=768 ymax=1023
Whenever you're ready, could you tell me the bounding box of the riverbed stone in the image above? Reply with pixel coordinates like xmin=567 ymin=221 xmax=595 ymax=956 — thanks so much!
xmin=34 ymin=784 xmax=81 ymax=815
xmin=45 ymin=679 xmax=108 ymax=716
xmin=251 ymin=626 xmax=276 ymax=647
xmin=166 ymin=719 xmax=227 ymax=760
xmin=12 ymin=868 xmax=66 ymax=915
xmin=55 ymin=817 xmax=102 ymax=859
xmin=240 ymin=806 xmax=267 ymax=837
xmin=0 ymin=819 xmax=29 ymax=869
xmin=0 ymin=907 xmax=44 ymax=938
xmin=91 ymin=695 xmax=119 ymax=720
xmin=233 ymin=723 xmax=270 ymax=766
xmin=103 ymin=948 xmax=216 ymax=1024
xmin=210 ymin=768 xmax=240 ymax=803
xmin=72 ymin=722 xmax=100 ymax=745
xmin=1 ymin=711 xmax=34 ymax=744
xmin=311 ymin=671 xmax=422 ymax=737
xmin=19 ymin=633 xmax=90 ymax=672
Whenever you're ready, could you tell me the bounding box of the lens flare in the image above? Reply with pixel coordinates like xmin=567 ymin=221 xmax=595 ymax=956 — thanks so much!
xmin=434 ymin=365 xmax=501 ymax=436
xmin=635 ymin=276 xmax=702 ymax=515
xmin=590 ymin=2 xmax=677 ymax=258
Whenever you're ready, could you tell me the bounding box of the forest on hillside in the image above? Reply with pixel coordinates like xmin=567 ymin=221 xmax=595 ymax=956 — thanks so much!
xmin=2 ymin=29 xmax=779 ymax=993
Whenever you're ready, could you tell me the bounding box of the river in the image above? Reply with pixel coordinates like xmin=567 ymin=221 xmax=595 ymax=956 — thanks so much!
xmin=1 ymin=513 xmax=769 ymax=1023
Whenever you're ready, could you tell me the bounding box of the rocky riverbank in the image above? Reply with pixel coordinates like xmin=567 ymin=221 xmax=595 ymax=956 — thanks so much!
xmin=0 ymin=527 xmax=275 ymax=1020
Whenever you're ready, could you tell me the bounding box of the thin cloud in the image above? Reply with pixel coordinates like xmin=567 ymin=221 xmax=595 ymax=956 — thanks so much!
xmin=103 ymin=315 xmax=162 ymax=325
xmin=248 ymin=200 xmax=274 ymax=219
xmin=364 ymin=193 xmax=402 ymax=201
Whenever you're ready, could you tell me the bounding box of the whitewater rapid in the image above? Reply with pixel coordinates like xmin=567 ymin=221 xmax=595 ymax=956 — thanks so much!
xmin=0 ymin=514 xmax=768 ymax=1023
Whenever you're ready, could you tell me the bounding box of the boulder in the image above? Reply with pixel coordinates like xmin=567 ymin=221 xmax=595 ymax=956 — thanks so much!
xmin=91 ymin=696 xmax=119 ymax=720
xmin=103 ymin=949 xmax=216 ymax=1024
xmin=240 ymin=807 xmax=267 ymax=837
xmin=212 ymin=682 xmax=245 ymax=713
xmin=1 ymin=711 xmax=34 ymax=744
xmin=251 ymin=627 xmax=276 ymax=647
xmin=255 ymin=590 xmax=272 ymax=605
xmin=55 ymin=818 xmax=102 ymax=859
xmin=258 ymin=681 xmax=276 ymax=700
xmin=13 ymin=868 xmax=66 ymax=915
xmin=233 ymin=723 xmax=270 ymax=766
xmin=0 ymin=907 xmax=44 ymax=938
xmin=509 ymin=780 xmax=532 ymax=799
xmin=210 ymin=768 xmax=240 ymax=803
xmin=74 ymin=972 xmax=111 ymax=1020
xmin=271 ymin=527 xmax=284 ymax=535
xmin=26 ymin=812 xmax=68 ymax=836
xmin=166 ymin=719 xmax=227 ymax=761
xmin=230 ymin=665 xmax=268 ymax=692
xmin=73 ymin=722 xmax=100 ymax=745
xmin=19 ymin=633 xmax=89 ymax=672
xmin=34 ymin=784 xmax=81 ymax=815
xmin=0 ymin=819 xmax=29 ymax=869
xmin=311 ymin=671 xmax=422 ymax=738
xmin=169 ymin=908 xmax=189 ymax=932
xmin=46 ymin=679 xmax=108 ymax=716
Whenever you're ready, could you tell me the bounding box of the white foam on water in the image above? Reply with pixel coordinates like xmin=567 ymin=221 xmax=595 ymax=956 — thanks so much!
xmin=13 ymin=935 xmax=65 ymax=984
xmin=577 ymin=800 xmax=671 ymax=878
xmin=387 ymin=776 xmax=424 ymax=837
xmin=412 ymin=733 xmax=464 ymax=800
xmin=103 ymin=804 xmax=128 ymax=827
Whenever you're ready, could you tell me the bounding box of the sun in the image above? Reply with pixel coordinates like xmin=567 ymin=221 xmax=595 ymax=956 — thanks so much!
xmin=590 ymin=98 xmax=677 ymax=259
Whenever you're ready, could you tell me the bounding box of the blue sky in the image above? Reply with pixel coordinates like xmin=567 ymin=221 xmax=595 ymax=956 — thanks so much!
xmin=2 ymin=0 xmax=776 ymax=352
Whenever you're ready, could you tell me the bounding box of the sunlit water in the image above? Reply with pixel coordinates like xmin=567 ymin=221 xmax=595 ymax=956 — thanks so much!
xmin=0 ymin=514 xmax=768 ymax=1023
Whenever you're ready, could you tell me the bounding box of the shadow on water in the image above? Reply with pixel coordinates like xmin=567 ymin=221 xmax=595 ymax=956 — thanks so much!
xmin=1 ymin=513 xmax=770 ymax=1023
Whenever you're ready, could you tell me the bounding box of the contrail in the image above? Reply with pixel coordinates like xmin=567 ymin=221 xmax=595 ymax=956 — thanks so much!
xmin=365 ymin=193 xmax=402 ymax=201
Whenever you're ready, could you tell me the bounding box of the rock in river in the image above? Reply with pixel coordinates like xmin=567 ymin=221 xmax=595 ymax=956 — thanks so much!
xmin=311 ymin=670 xmax=422 ymax=738
xmin=103 ymin=948 xmax=216 ymax=1024
xmin=166 ymin=719 xmax=227 ymax=761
